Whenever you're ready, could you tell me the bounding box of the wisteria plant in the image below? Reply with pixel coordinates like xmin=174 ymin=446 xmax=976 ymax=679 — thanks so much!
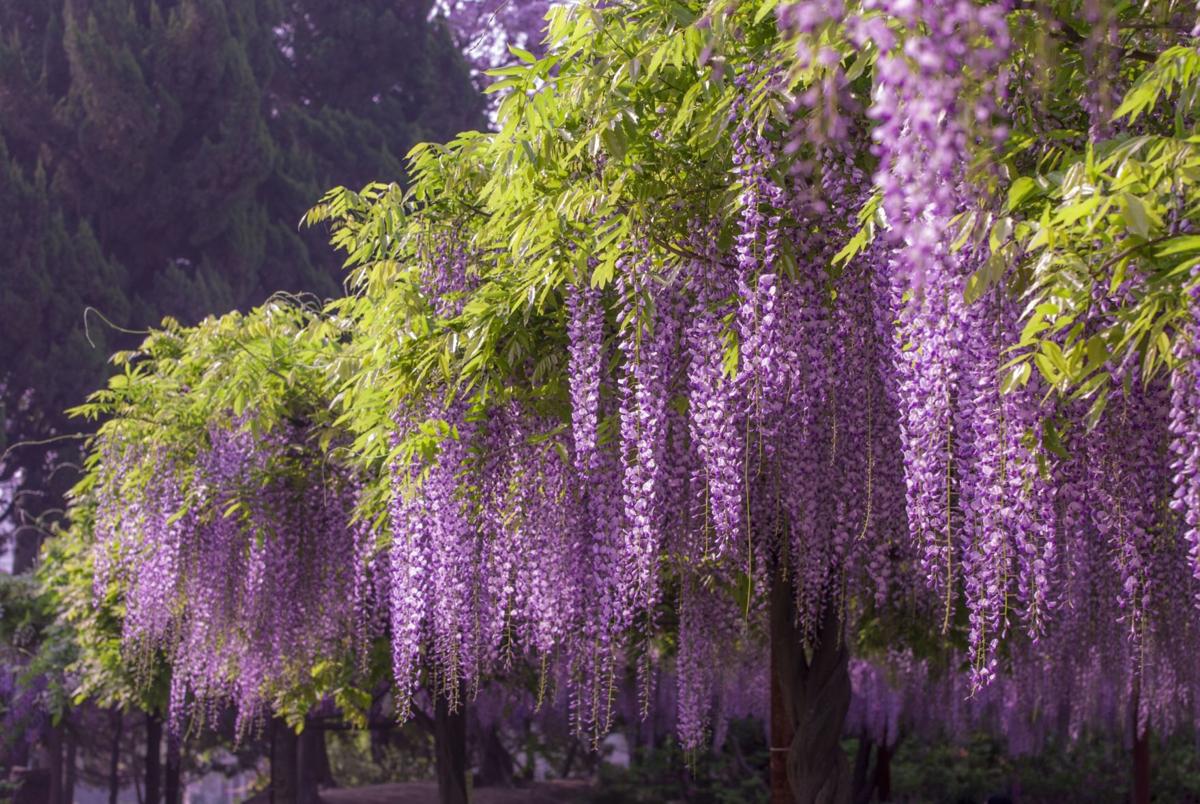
xmin=55 ymin=1 xmax=1200 ymax=803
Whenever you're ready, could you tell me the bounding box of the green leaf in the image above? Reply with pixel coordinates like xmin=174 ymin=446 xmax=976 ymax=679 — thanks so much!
xmin=591 ymin=254 xmax=616 ymax=288
xmin=989 ymin=217 xmax=1012 ymax=253
xmin=1121 ymin=193 xmax=1151 ymax=239
xmin=1157 ymin=236 xmax=1200 ymax=256
xmin=964 ymin=252 xmax=1006 ymax=304
xmin=1006 ymin=177 xmax=1040 ymax=212
xmin=1042 ymin=420 xmax=1071 ymax=460
xmin=509 ymin=45 xmax=536 ymax=64
xmin=1113 ymin=81 xmax=1159 ymax=124
xmin=832 ymin=225 xmax=872 ymax=266
xmin=1000 ymin=360 xmax=1032 ymax=393
xmin=753 ymin=0 xmax=784 ymax=24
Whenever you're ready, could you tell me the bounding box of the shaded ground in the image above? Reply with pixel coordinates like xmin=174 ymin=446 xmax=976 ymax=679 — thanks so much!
xmin=319 ymin=780 xmax=594 ymax=803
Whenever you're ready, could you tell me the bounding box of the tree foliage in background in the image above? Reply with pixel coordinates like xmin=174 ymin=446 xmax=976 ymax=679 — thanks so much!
xmin=0 ymin=0 xmax=484 ymax=568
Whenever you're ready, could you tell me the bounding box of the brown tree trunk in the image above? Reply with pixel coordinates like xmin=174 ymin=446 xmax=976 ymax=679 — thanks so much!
xmin=145 ymin=712 xmax=162 ymax=804
xmin=770 ymin=570 xmax=852 ymax=804
xmin=770 ymin=644 xmax=796 ymax=804
xmin=46 ymin=724 xmax=64 ymax=804
xmin=270 ymin=717 xmax=299 ymax=804
xmin=1132 ymin=727 xmax=1150 ymax=804
xmin=434 ymin=693 xmax=469 ymax=804
xmin=109 ymin=709 xmax=123 ymax=804
xmin=369 ymin=726 xmax=389 ymax=767
xmin=63 ymin=734 xmax=76 ymax=804
xmin=874 ymin=743 xmax=892 ymax=802
xmin=478 ymin=725 xmax=514 ymax=788
xmin=64 ymin=731 xmax=77 ymax=804
xmin=164 ymin=736 xmax=181 ymax=804
xmin=560 ymin=738 xmax=578 ymax=779
xmin=1131 ymin=679 xmax=1150 ymax=804
xmin=297 ymin=723 xmax=330 ymax=803
xmin=850 ymin=736 xmax=872 ymax=804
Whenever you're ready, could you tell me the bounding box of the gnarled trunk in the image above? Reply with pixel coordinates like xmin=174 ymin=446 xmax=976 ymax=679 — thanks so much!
xmin=164 ymin=736 xmax=181 ymax=804
xmin=1131 ymin=680 xmax=1150 ymax=804
xmin=146 ymin=712 xmax=162 ymax=804
xmin=770 ymin=641 xmax=796 ymax=804
xmin=270 ymin=717 xmax=298 ymax=804
xmin=46 ymin=723 xmax=63 ymax=804
xmin=108 ymin=709 xmax=123 ymax=804
xmin=477 ymin=725 xmax=514 ymax=788
xmin=1132 ymin=726 xmax=1150 ymax=804
xmin=64 ymin=731 xmax=77 ymax=804
xmin=850 ymin=735 xmax=873 ymax=804
xmin=874 ymin=743 xmax=892 ymax=802
xmin=770 ymin=570 xmax=852 ymax=804
xmin=434 ymin=693 xmax=469 ymax=804
xmin=298 ymin=721 xmax=332 ymax=803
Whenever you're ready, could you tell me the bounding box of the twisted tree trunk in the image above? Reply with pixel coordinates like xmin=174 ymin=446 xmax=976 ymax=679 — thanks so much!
xmin=108 ymin=709 xmax=123 ymax=804
xmin=434 ymin=693 xmax=469 ymax=804
xmin=46 ymin=723 xmax=63 ymax=804
xmin=769 ymin=644 xmax=796 ymax=804
xmin=770 ymin=570 xmax=852 ymax=804
xmin=874 ymin=743 xmax=892 ymax=802
xmin=64 ymin=731 xmax=77 ymax=804
xmin=270 ymin=717 xmax=299 ymax=804
xmin=477 ymin=724 xmax=514 ymax=788
xmin=298 ymin=721 xmax=331 ymax=803
xmin=850 ymin=735 xmax=873 ymax=804
xmin=146 ymin=712 xmax=162 ymax=804
xmin=164 ymin=736 xmax=181 ymax=804
xmin=1131 ymin=680 xmax=1150 ymax=804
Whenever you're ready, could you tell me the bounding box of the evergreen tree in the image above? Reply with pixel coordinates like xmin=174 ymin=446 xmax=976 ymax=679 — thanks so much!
xmin=0 ymin=0 xmax=484 ymax=570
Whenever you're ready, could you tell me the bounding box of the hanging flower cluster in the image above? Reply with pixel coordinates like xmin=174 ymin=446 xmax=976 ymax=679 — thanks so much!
xmin=1170 ymin=271 xmax=1200 ymax=601
xmin=383 ymin=121 xmax=917 ymax=751
xmin=92 ymin=422 xmax=364 ymax=736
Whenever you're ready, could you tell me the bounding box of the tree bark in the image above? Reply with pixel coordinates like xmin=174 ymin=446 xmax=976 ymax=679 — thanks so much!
xmin=370 ymin=726 xmax=389 ymax=767
xmin=1132 ymin=727 xmax=1150 ymax=804
xmin=109 ymin=709 xmax=123 ymax=804
xmin=64 ymin=730 xmax=77 ymax=804
xmin=478 ymin=725 xmax=514 ymax=788
xmin=270 ymin=717 xmax=299 ymax=804
xmin=434 ymin=693 xmax=469 ymax=804
xmin=164 ymin=736 xmax=181 ymax=804
xmin=1131 ymin=679 xmax=1150 ymax=804
xmin=560 ymin=738 xmax=578 ymax=779
xmin=770 ymin=642 xmax=796 ymax=804
xmin=770 ymin=570 xmax=852 ymax=804
xmin=850 ymin=736 xmax=872 ymax=804
xmin=874 ymin=743 xmax=892 ymax=802
xmin=145 ymin=712 xmax=162 ymax=804
xmin=297 ymin=722 xmax=331 ymax=803
xmin=46 ymin=724 xmax=64 ymax=804
xmin=315 ymin=728 xmax=336 ymax=788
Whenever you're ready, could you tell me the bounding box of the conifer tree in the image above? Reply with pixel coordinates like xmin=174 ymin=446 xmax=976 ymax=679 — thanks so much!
xmin=0 ymin=0 xmax=484 ymax=569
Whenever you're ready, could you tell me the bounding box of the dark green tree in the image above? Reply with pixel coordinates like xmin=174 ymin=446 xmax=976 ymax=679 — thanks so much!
xmin=0 ymin=0 xmax=484 ymax=570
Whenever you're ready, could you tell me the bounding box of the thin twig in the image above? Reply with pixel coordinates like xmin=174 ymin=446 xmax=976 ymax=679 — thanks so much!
xmin=0 ymin=433 xmax=89 ymax=466
xmin=83 ymin=306 xmax=151 ymax=349
xmin=1098 ymin=234 xmax=1174 ymax=274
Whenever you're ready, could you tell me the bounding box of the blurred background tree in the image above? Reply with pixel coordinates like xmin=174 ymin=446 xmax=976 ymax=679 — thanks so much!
xmin=0 ymin=0 xmax=484 ymax=571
